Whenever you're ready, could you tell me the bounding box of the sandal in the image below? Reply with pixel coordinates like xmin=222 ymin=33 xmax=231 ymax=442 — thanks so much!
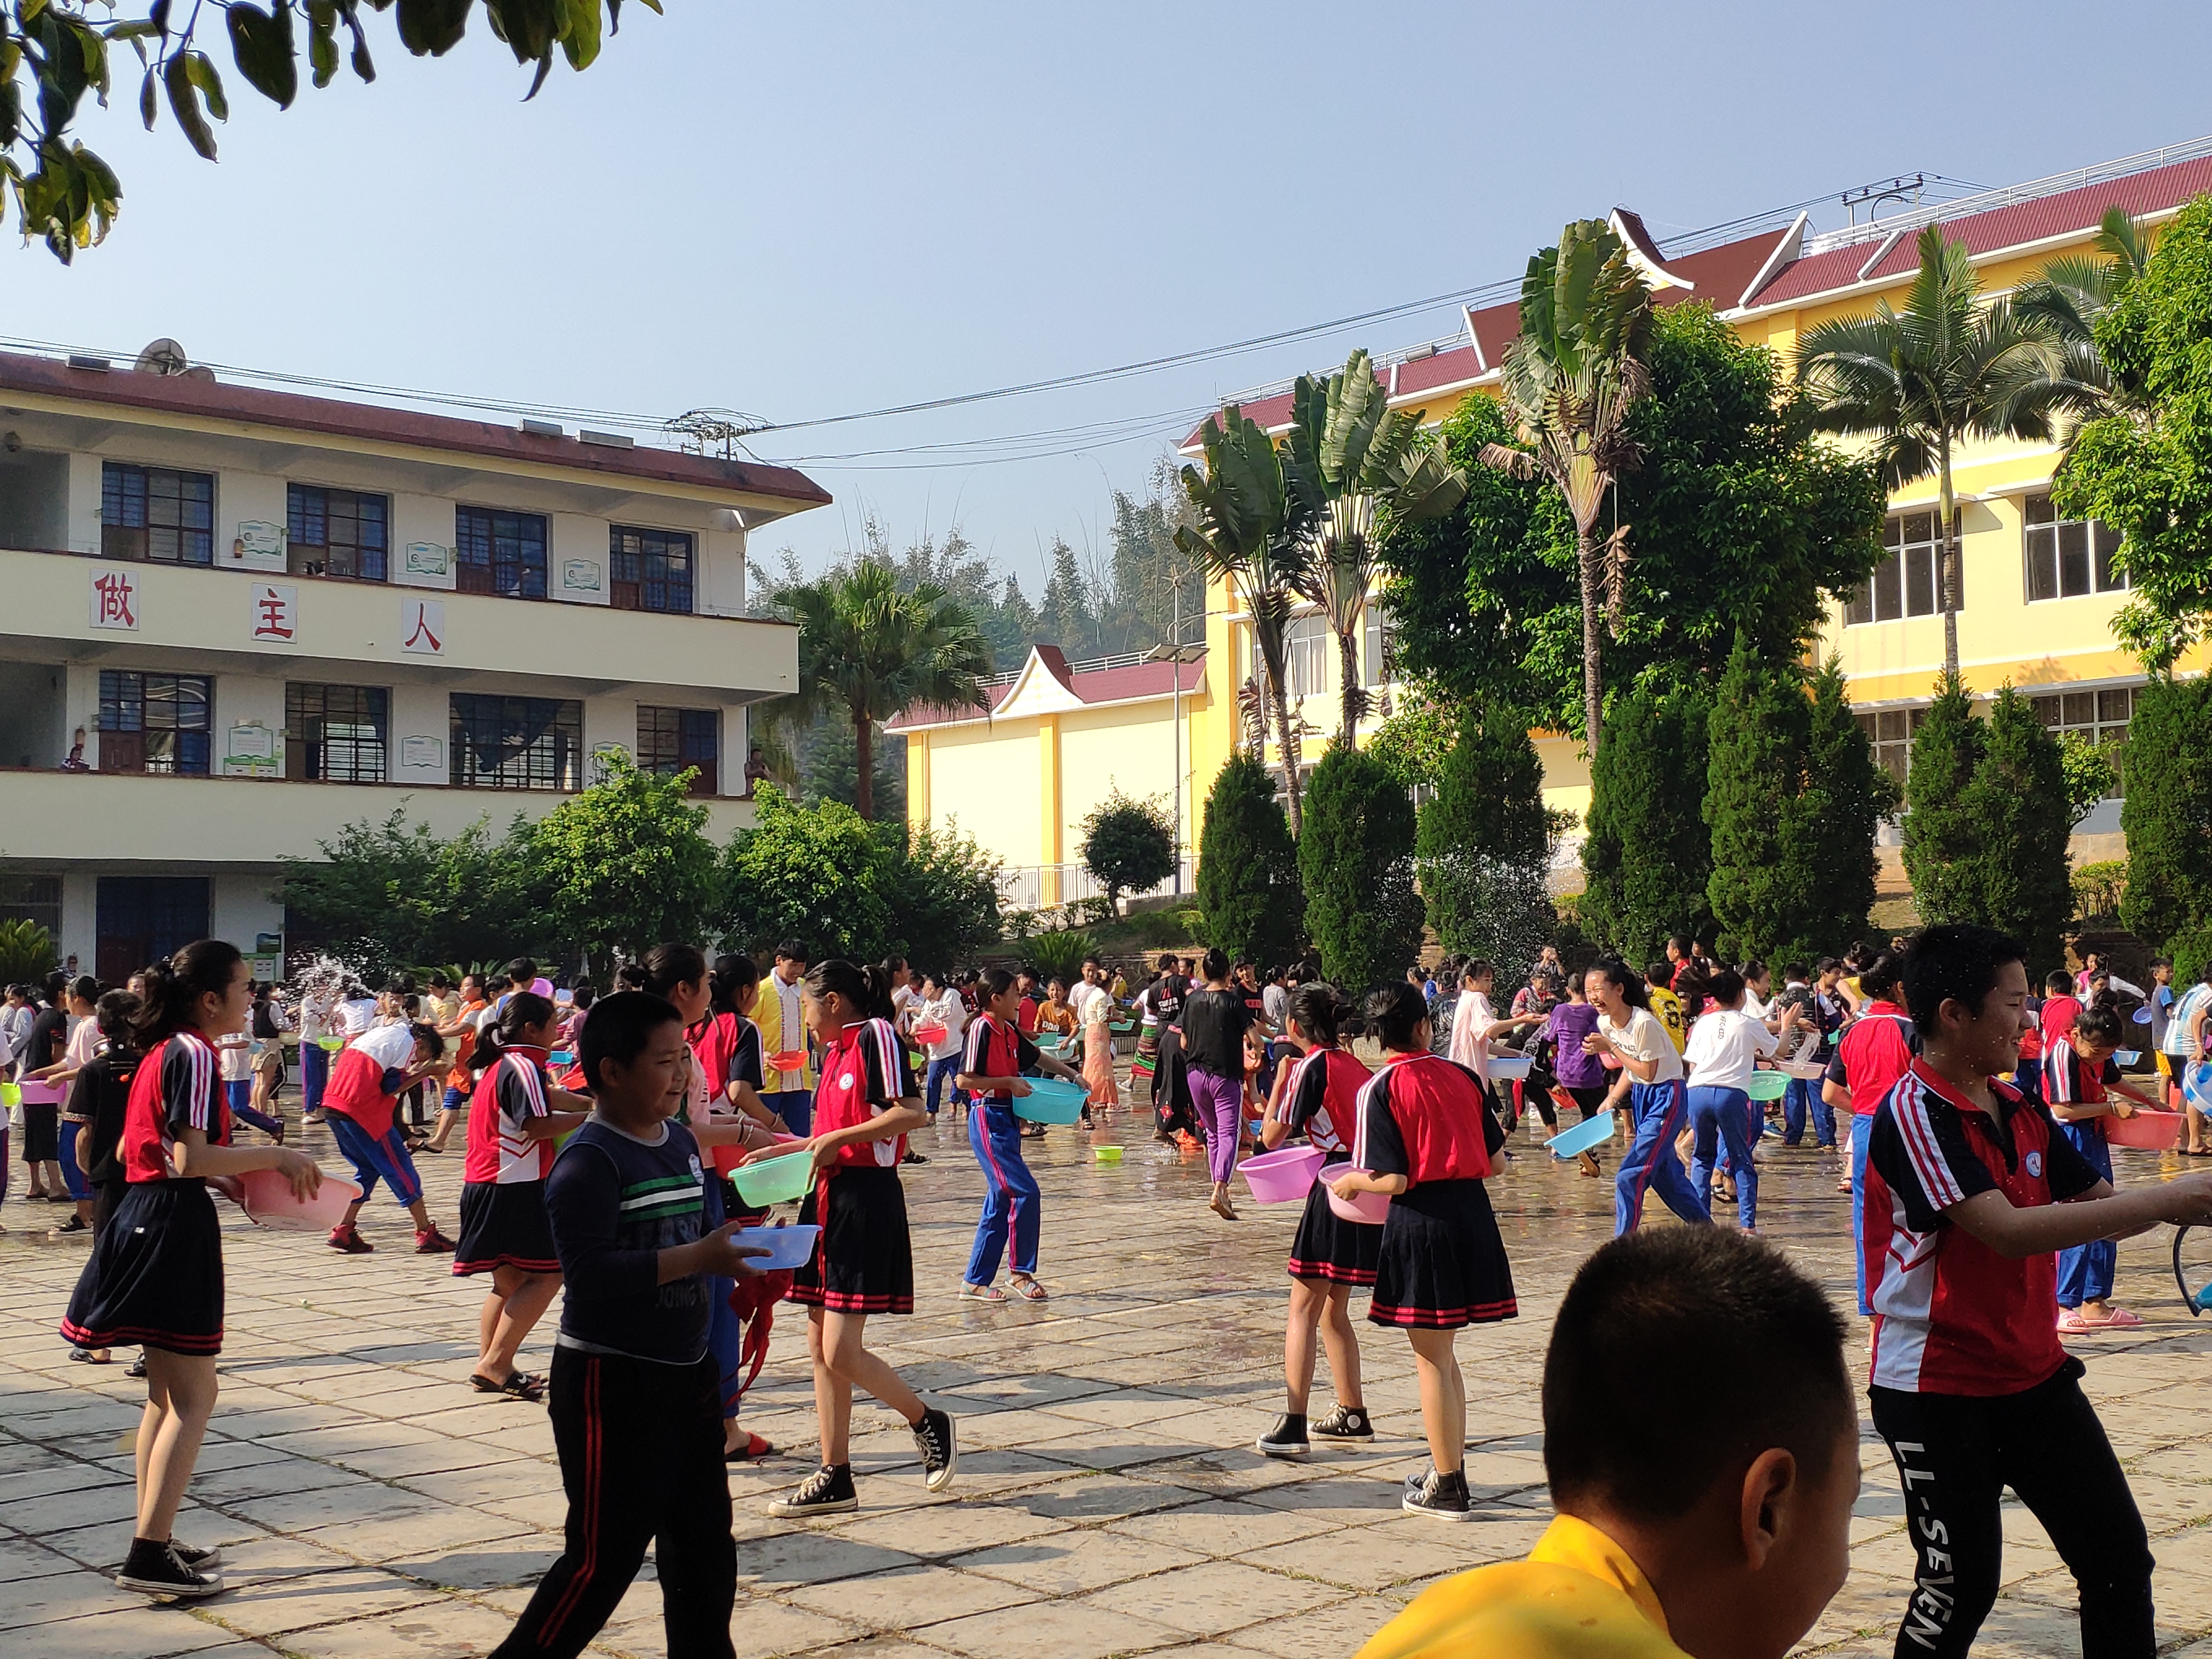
xmin=70 ymin=1347 xmax=112 ymax=1364
xmin=470 ymin=1370 xmax=545 ymax=1401
xmin=959 ymin=1282 xmax=1007 ymax=1302
xmin=1008 ymin=1274 xmax=1048 ymax=1302
xmin=725 ymin=1431 xmax=777 ymax=1462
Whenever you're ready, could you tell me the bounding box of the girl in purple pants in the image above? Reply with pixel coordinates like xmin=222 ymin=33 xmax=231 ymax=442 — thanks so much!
xmin=1173 ymin=948 xmax=1255 ymax=1222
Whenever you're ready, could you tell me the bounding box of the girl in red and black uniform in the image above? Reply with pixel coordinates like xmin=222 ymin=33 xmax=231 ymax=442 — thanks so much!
xmin=766 ymin=958 xmax=956 ymax=1517
xmin=1330 ymin=979 xmax=1515 ymax=1522
xmin=955 ymin=967 xmax=1086 ymax=1303
xmin=455 ymin=992 xmax=589 ymax=1403
xmin=61 ymin=940 xmax=323 ymax=1599
xmin=1255 ymin=983 xmax=1376 ymax=1460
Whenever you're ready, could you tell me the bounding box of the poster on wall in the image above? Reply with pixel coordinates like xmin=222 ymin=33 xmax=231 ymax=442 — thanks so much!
xmin=400 ymin=735 xmax=444 ymax=771
xmin=400 ymin=541 xmax=456 ymax=590
xmin=559 ymin=558 xmax=604 ymax=599
xmin=223 ymin=722 xmax=279 ymax=776
xmin=226 ymin=521 xmax=287 ymax=573
xmin=89 ymin=566 xmax=139 ymax=630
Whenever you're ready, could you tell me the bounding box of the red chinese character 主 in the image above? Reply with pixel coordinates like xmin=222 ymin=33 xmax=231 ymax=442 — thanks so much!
xmin=93 ymin=570 xmax=136 ymax=628
xmin=253 ymin=586 xmax=295 ymax=640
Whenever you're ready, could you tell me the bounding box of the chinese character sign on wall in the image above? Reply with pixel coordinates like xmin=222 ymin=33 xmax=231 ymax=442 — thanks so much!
xmin=89 ymin=567 xmax=139 ymax=630
xmin=401 ymin=597 xmax=445 ymax=656
xmin=251 ymin=583 xmax=298 ymax=642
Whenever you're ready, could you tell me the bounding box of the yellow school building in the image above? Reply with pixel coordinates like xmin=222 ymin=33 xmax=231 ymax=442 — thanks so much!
xmin=898 ymin=137 xmax=2212 ymax=896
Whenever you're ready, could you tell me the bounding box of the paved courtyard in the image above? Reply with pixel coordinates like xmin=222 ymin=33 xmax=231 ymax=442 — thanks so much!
xmin=2 ymin=1105 xmax=2210 ymax=1659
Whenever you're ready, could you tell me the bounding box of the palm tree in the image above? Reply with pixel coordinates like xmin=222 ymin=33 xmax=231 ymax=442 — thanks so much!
xmin=1175 ymin=407 xmax=1316 ymax=835
xmin=1282 ymin=349 xmax=1468 ymax=747
xmin=2011 ymin=205 xmax=2153 ymax=439
xmin=773 ymin=561 xmax=992 ymax=820
xmin=1478 ymin=220 xmax=1654 ymax=756
xmin=1796 ymin=225 xmax=2069 ymax=681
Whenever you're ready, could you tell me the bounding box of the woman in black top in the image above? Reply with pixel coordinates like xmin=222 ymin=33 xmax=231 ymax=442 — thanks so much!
xmin=1180 ymin=948 xmax=1254 ymax=1220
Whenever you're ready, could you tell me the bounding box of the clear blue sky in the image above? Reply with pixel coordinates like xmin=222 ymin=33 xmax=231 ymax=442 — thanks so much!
xmin=13 ymin=2 xmax=2212 ymax=592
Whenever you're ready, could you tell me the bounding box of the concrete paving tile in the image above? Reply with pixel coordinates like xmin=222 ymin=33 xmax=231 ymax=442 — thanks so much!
xmin=952 ymin=1526 xmax=1209 ymax=1595
xmin=1216 ymin=1596 xmax=1401 ymax=1659
xmin=300 ymin=1499 xmax=544 ymax=1564
xmin=909 ymin=1597 xmax=1188 ymax=1659
xmin=782 ymin=1562 xmax=1041 ymax=1631
xmin=830 ymin=1499 xmax=1072 ymax=1558
xmin=0 ymin=1603 xmax=248 ymax=1657
xmin=0 ymin=1560 xmax=148 ymax=1629
xmin=1104 ymin=1498 xmax=1340 ymax=1556
xmin=196 ymin=1566 xmax=443 ymax=1637
xmin=1069 ymin=1559 xmax=1345 ymax=1636
xmin=732 ymin=1528 xmax=923 ymax=1589
xmin=279 ymin=1596 xmax=521 ymax=1656
xmin=380 ymin=1534 xmax=557 ymax=1590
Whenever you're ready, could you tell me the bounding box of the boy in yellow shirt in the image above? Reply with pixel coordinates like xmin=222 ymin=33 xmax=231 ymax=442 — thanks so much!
xmin=1357 ymin=1228 xmax=1857 ymax=1659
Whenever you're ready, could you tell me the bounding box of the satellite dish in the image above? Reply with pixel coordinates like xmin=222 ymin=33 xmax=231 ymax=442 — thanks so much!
xmin=134 ymin=338 xmax=190 ymax=376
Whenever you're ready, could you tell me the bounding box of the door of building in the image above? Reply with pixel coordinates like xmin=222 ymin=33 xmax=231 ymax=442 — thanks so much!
xmin=96 ymin=876 xmax=211 ymax=984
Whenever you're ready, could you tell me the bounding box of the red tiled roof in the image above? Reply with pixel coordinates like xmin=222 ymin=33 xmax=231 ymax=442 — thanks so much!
xmin=0 ymin=350 xmax=831 ymax=509
xmin=888 ymin=652 xmax=1204 ymax=731
xmin=1745 ymin=154 xmax=2212 ymax=308
xmin=1391 ymin=345 xmax=1484 ymax=400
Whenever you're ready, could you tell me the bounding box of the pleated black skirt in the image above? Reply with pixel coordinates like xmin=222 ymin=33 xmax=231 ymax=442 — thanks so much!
xmin=1285 ymin=1170 xmax=1383 ymax=1286
xmin=61 ymin=1179 xmax=225 ymax=1356
xmin=789 ymin=1164 xmax=913 ymax=1315
xmin=1368 ymin=1177 xmax=1517 ymax=1330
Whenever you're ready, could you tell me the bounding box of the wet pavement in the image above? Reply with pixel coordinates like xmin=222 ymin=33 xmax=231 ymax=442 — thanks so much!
xmin=2 ymin=1098 xmax=2209 ymax=1658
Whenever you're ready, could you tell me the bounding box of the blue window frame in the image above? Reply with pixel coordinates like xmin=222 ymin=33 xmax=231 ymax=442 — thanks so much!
xmin=97 ymin=669 xmax=212 ymax=775
xmin=610 ymin=526 xmax=695 ymax=614
xmin=449 ymin=693 xmax=582 ymax=790
xmin=101 ymin=462 xmax=214 ymax=565
xmin=287 ymin=484 xmax=390 ymax=582
xmin=637 ymin=704 xmax=718 ymax=794
xmin=455 ymin=506 xmax=548 ymax=599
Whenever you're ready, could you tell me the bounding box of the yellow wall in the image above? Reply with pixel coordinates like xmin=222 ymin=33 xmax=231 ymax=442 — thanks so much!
xmin=918 ymin=718 xmax=1045 ymax=866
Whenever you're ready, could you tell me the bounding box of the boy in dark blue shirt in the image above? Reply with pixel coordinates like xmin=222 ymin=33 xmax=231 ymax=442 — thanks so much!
xmin=493 ymin=992 xmax=764 ymax=1659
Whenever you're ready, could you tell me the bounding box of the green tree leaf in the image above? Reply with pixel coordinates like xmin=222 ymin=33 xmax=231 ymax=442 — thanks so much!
xmin=226 ymin=2 xmax=300 ymax=108
xmin=162 ymin=50 xmax=216 ymax=159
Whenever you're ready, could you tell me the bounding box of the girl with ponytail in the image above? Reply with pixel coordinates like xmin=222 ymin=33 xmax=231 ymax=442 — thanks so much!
xmin=453 ymin=990 xmax=590 ymax=1403
xmin=61 ymin=939 xmax=324 ymax=1599
xmin=764 ymin=958 xmax=956 ymax=1517
xmin=953 ymin=966 xmax=1084 ymax=1302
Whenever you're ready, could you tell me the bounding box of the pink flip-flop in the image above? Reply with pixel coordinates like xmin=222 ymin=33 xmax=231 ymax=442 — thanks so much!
xmin=2058 ymin=1308 xmax=2144 ymax=1333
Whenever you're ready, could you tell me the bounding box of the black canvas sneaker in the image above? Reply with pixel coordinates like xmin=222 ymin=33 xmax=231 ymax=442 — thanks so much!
xmin=1256 ymin=1413 xmax=1310 ymax=1458
xmin=172 ymin=1541 xmax=223 ymax=1570
xmin=912 ymin=1406 xmax=958 ymax=1491
xmin=766 ymin=1463 xmax=857 ymax=1517
xmin=1309 ymin=1403 xmax=1374 ymax=1445
xmin=1401 ymin=1465 xmax=1474 ymax=1521
xmin=115 ymin=1538 xmax=225 ymax=1598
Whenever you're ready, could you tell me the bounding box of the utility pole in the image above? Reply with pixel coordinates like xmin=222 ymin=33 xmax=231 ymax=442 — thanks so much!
xmin=1171 ymin=577 xmax=1184 ymax=897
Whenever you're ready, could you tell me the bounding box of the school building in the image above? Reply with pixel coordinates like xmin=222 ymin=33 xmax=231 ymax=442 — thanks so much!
xmin=0 ymin=347 xmax=829 ymax=981
xmin=898 ymin=134 xmax=2212 ymax=894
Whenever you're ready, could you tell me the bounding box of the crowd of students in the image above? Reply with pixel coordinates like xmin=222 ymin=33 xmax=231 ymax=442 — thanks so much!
xmin=15 ymin=922 xmax=2212 ymax=1659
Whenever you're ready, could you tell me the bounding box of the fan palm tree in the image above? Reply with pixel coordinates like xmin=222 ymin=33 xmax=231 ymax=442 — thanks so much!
xmin=1175 ymin=407 xmax=1316 ymax=835
xmin=2010 ymin=205 xmax=2153 ymax=439
xmin=1478 ymin=219 xmax=1654 ymax=756
xmin=773 ymin=561 xmax=992 ymax=820
xmin=1796 ymin=225 xmax=2069 ymax=681
xmin=1283 ymin=349 xmax=1469 ymax=747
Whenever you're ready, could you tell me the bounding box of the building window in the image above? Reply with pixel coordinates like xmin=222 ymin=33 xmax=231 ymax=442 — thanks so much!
xmin=1285 ymin=613 xmax=1331 ymax=699
xmin=2032 ymin=683 xmax=2136 ymax=753
xmin=285 ymin=684 xmax=390 ymax=783
xmin=2023 ymin=494 xmax=2126 ymax=601
xmin=637 ymin=706 xmax=719 ymax=795
xmin=610 ymin=526 xmax=694 ymax=614
xmin=1853 ymin=706 xmax=1926 ymax=786
xmin=449 ymin=694 xmax=582 ymax=791
xmin=0 ymin=874 xmax=64 ymax=939
xmin=100 ymin=462 xmax=215 ymax=565
xmin=1362 ymin=602 xmax=1395 ymax=690
xmin=288 ymin=485 xmax=390 ymax=582
xmin=454 ymin=506 xmax=548 ymax=599
xmin=1846 ymin=511 xmax=1955 ymax=625
xmin=97 ymin=669 xmax=212 ymax=775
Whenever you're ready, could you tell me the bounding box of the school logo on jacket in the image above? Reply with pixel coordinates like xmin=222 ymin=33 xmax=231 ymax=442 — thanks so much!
xmin=839 ymin=1072 xmax=854 ymax=1089
xmin=2025 ymin=1150 xmax=2044 ymax=1178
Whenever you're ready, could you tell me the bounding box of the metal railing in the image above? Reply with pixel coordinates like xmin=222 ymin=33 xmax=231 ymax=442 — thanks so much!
xmin=984 ymin=647 xmax=1164 ymax=687
xmin=998 ymin=859 xmax=1196 ymax=913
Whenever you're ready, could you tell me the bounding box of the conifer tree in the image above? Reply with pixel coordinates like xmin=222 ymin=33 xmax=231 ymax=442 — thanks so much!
xmin=1960 ymin=687 xmax=2073 ymax=973
xmin=1801 ymin=658 xmax=1899 ymax=950
xmin=1197 ymin=752 xmax=1305 ymax=965
xmin=1901 ymin=672 xmax=1984 ymax=927
xmin=2119 ymin=674 xmax=2212 ymax=956
xmin=1417 ymin=709 xmax=1554 ymax=970
xmin=1579 ymin=683 xmax=1712 ymax=962
xmin=1300 ymin=744 xmax=1424 ymax=994
xmin=1704 ymin=633 xmax=1815 ymax=964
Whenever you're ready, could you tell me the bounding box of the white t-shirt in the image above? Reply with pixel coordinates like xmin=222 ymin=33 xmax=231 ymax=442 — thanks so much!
xmin=1448 ymin=989 xmax=1495 ymax=1079
xmin=1071 ymin=981 xmax=1110 ymax=1030
xmin=2165 ymin=983 xmax=2212 ymax=1057
xmin=919 ymin=992 xmax=967 ymax=1062
xmin=1741 ymin=988 xmax=1771 ymax=1023
xmin=1681 ymin=1007 xmax=1779 ymax=1091
xmin=353 ymin=1022 xmax=419 ymax=1073
xmin=337 ymin=997 xmax=378 ymax=1037
xmin=1602 ymin=1006 xmax=1685 ymax=1086
xmin=218 ymin=1031 xmax=255 ymax=1084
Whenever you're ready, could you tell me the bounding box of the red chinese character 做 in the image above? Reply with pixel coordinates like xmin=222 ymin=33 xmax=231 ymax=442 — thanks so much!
xmin=94 ymin=571 xmax=136 ymax=627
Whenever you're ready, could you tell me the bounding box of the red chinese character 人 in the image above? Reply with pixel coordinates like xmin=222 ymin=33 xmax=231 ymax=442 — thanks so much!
xmin=403 ymin=603 xmax=442 ymax=652
xmin=94 ymin=571 xmax=136 ymax=627
xmin=254 ymin=588 xmax=294 ymax=640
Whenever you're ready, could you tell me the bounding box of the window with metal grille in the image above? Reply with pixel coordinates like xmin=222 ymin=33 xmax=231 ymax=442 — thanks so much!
xmin=1846 ymin=512 xmax=1955 ymax=625
xmin=1362 ymin=602 xmax=1396 ymax=690
xmin=1853 ymin=706 xmax=1927 ymax=786
xmin=288 ymin=485 xmax=390 ymax=582
xmin=0 ymin=874 xmax=63 ymax=938
xmin=449 ymin=694 xmax=582 ymax=790
xmin=1285 ymin=614 xmax=1331 ymax=699
xmin=637 ymin=705 xmax=719 ymax=794
xmin=2023 ymin=495 xmax=2127 ymax=601
xmin=100 ymin=462 xmax=214 ymax=565
xmin=454 ymin=506 xmax=548 ymax=598
xmin=2031 ymin=682 xmax=2136 ymax=758
xmin=97 ymin=669 xmax=211 ymax=775
xmin=610 ymin=526 xmax=695 ymax=614
xmin=285 ymin=683 xmax=390 ymax=782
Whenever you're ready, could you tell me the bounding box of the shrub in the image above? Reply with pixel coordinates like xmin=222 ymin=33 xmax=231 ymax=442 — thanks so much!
xmin=874 ymin=818 xmax=1002 ymax=964
xmin=2119 ymin=675 xmax=2212 ymax=953
xmin=1417 ymin=708 xmax=1553 ymax=970
xmin=2072 ymin=859 xmax=2128 ymax=924
xmin=1025 ymin=929 xmax=1098 ymax=986
xmin=1197 ymin=752 xmax=1304 ymax=966
xmin=1300 ymin=744 xmax=1424 ymax=997
xmin=1580 ymin=682 xmax=1712 ymax=961
xmin=720 ymin=785 xmax=893 ymax=962
xmin=0 ymin=918 xmax=58 ymax=984
xmin=1802 ymin=658 xmax=1898 ymax=950
xmin=1903 ymin=672 xmax=1984 ymax=927
xmin=1079 ymin=789 xmax=1177 ymax=908
xmin=534 ymin=755 xmax=719 ymax=962
xmin=1959 ymin=686 xmax=2074 ymax=975
xmin=1704 ymin=633 xmax=1816 ymax=964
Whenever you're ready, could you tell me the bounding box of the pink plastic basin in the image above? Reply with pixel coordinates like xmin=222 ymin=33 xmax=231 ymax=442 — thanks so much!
xmin=239 ymin=1166 xmax=361 ymax=1232
xmin=2106 ymin=1110 xmax=2182 ymax=1151
xmin=912 ymin=1024 xmax=947 ymax=1046
xmin=14 ymin=1079 xmax=66 ymax=1107
xmin=1238 ymin=1144 xmax=1327 ymax=1204
xmin=1324 ymin=1171 xmax=1391 ymax=1225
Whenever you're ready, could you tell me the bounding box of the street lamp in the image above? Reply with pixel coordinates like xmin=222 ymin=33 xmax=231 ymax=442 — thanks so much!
xmin=1148 ymin=578 xmax=1206 ymax=899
